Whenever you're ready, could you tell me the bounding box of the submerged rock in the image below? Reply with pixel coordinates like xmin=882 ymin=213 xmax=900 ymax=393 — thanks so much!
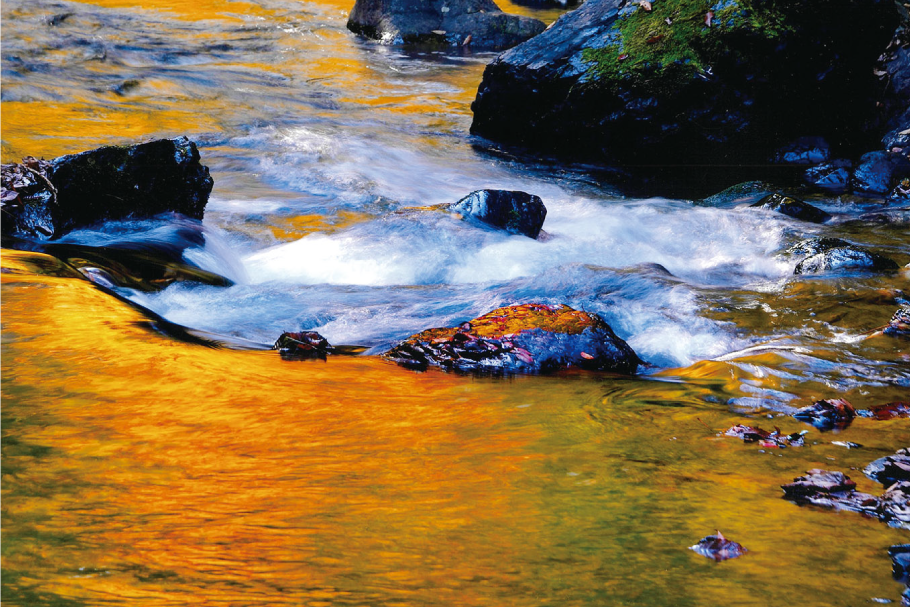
xmin=470 ymin=0 xmax=899 ymax=181
xmin=864 ymin=449 xmax=910 ymax=488
xmin=749 ymin=193 xmax=830 ymax=223
xmin=781 ymin=469 xmax=880 ymax=516
xmin=853 ymin=151 xmax=910 ymax=195
xmin=1 ymin=137 xmax=213 ymax=241
xmin=689 ymin=531 xmax=747 ymax=562
xmin=273 ymin=331 xmax=334 ymax=360
xmin=384 ymin=303 xmax=640 ymax=374
xmin=789 ymin=237 xmax=899 ymax=275
xmin=346 ymin=0 xmax=546 ymax=50
xmin=792 ymin=398 xmax=856 ymax=430
xmin=724 ymin=424 xmax=806 ymax=448
xmin=450 ymin=189 xmax=547 ymax=238
xmin=1 ymin=158 xmax=56 ymax=239
xmin=858 ymin=402 xmax=910 ymax=420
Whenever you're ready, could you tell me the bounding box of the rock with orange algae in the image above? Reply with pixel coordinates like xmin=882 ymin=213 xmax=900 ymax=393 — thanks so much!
xmin=384 ymin=303 xmax=640 ymax=374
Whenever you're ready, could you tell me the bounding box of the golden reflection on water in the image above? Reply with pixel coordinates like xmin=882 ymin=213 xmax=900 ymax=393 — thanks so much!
xmin=3 ymin=251 xmax=908 ymax=606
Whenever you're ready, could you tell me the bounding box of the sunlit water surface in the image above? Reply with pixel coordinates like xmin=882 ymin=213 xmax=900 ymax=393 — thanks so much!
xmin=2 ymin=0 xmax=909 ymax=604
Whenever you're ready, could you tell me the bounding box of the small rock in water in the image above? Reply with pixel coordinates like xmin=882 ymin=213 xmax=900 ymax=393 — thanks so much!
xmin=858 ymin=402 xmax=910 ymax=420
xmin=884 ymin=307 xmax=910 ymax=337
xmin=449 ymin=190 xmax=547 ymax=239
xmin=772 ymin=136 xmax=831 ymax=166
xmin=689 ymin=531 xmax=747 ymax=561
xmin=273 ymin=331 xmax=333 ymax=360
xmin=892 ymin=178 xmax=910 ymax=201
xmin=749 ymin=193 xmax=831 ymax=223
xmin=865 ymin=449 xmax=910 ymax=488
xmin=891 ymin=544 xmax=910 ymax=581
xmin=789 ymin=237 xmax=899 ymax=275
xmin=781 ymin=469 xmax=880 ymax=516
xmin=792 ymin=398 xmax=856 ymax=430
xmin=724 ymin=424 xmax=806 ymax=448
xmin=831 ymin=441 xmax=863 ymax=449
xmin=880 ymin=482 xmax=910 ymax=530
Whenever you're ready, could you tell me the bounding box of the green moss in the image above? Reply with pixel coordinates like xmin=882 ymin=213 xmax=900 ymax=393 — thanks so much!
xmin=581 ymin=0 xmax=795 ymax=93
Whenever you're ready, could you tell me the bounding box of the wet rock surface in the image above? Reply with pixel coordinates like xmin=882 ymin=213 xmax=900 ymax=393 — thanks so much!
xmin=450 ymin=189 xmax=547 ymax=238
xmin=724 ymin=424 xmax=806 ymax=448
xmin=859 ymin=402 xmax=910 ymax=420
xmin=384 ymin=303 xmax=640 ymax=374
xmin=884 ymin=307 xmax=910 ymax=336
xmin=852 ymin=151 xmax=910 ymax=195
xmin=749 ymin=193 xmax=830 ymax=223
xmin=689 ymin=531 xmax=747 ymax=562
xmin=273 ymin=331 xmax=334 ymax=360
xmin=892 ymin=544 xmax=910 ymax=581
xmin=804 ymin=160 xmax=852 ymax=192
xmin=792 ymin=398 xmax=856 ymax=430
xmin=1 ymin=137 xmax=213 ymax=241
xmin=346 ymin=0 xmax=545 ymax=50
xmin=789 ymin=237 xmax=899 ymax=275
xmin=772 ymin=137 xmax=831 ymax=166
xmin=864 ymin=449 xmax=910 ymax=487
xmin=781 ymin=469 xmax=880 ymax=516
xmin=1 ymin=157 xmax=57 ymax=239
xmin=470 ymin=0 xmax=899 ymax=191
xmin=881 ymin=482 xmax=910 ymax=529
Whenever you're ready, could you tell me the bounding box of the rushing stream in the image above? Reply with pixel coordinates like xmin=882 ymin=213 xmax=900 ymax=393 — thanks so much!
xmin=2 ymin=0 xmax=909 ymax=605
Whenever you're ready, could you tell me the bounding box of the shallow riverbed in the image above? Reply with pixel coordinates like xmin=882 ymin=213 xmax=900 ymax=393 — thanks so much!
xmin=2 ymin=0 xmax=909 ymax=604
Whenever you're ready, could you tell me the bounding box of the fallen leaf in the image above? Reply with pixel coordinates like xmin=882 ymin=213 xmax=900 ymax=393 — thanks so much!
xmin=705 ymin=11 xmax=714 ymax=26
xmin=640 ymin=1 xmax=652 ymax=11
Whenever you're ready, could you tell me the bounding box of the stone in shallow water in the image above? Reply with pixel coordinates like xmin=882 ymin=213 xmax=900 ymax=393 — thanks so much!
xmin=792 ymin=398 xmax=856 ymax=430
xmin=884 ymin=307 xmax=910 ymax=337
xmin=781 ymin=469 xmax=880 ymax=516
xmin=450 ymin=189 xmax=547 ymax=239
xmin=384 ymin=303 xmax=640 ymax=374
xmin=853 ymin=151 xmax=910 ymax=195
xmin=724 ymin=424 xmax=806 ymax=448
xmin=273 ymin=331 xmax=333 ymax=360
xmin=689 ymin=531 xmax=747 ymax=561
xmin=865 ymin=449 xmax=910 ymax=488
xmin=858 ymin=402 xmax=910 ymax=420
xmin=789 ymin=237 xmax=898 ymax=275
xmin=749 ymin=192 xmax=831 ymax=223
xmin=881 ymin=482 xmax=910 ymax=530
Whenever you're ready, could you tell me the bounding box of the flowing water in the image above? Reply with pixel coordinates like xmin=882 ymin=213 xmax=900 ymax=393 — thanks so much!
xmin=2 ymin=0 xmax=909 ymax=605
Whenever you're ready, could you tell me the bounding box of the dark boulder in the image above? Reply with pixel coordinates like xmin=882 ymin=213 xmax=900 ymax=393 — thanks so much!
xmin=781 ymin=469 xmax=880 ymax=516
xmin=346 ymin=0 xmax=546 ymax=50
xmin=789 ymin=237 xmax=899 ymax=275
xmin=1 ymin=137 xmax=213 ymax=241
xmin=698 ymin=181 xmax=775 ymax=208
xmin=1 ymin=157 xmax=56 ymax=239
xmin=384 ymin=303 xmax=640 ymax=374
xmin=892 ymin=177 xmax=910 ymax=201
xmin=273 ymin=331 xmax=334 ymax=360
xmin=450 ymin=189 xmax=547 ymax=238
xmin=688 ymin=531 xmax=747 ymax=562
xmin=804 ymin=160 xmax=852 ymax=192
xmin=470 ymin=0 xmax=899 ymax=188
xmin=792 ymin=398 xmax=856 ymax=430
xmin=853 ymin=151 xmax=910 ymax=195
xmin=749 ymin=193 xmax=831 ymax=223
xmin=864 ymin=449 xmax=910 ymax=488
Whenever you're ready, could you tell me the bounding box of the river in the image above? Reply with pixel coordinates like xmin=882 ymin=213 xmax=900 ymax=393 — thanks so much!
xmin=2 ymin=0 xmax=909 ymax=604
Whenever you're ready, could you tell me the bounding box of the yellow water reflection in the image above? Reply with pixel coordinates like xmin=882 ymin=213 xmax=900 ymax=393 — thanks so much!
xmin=3 ymin=250 xmax=907 ymax=606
